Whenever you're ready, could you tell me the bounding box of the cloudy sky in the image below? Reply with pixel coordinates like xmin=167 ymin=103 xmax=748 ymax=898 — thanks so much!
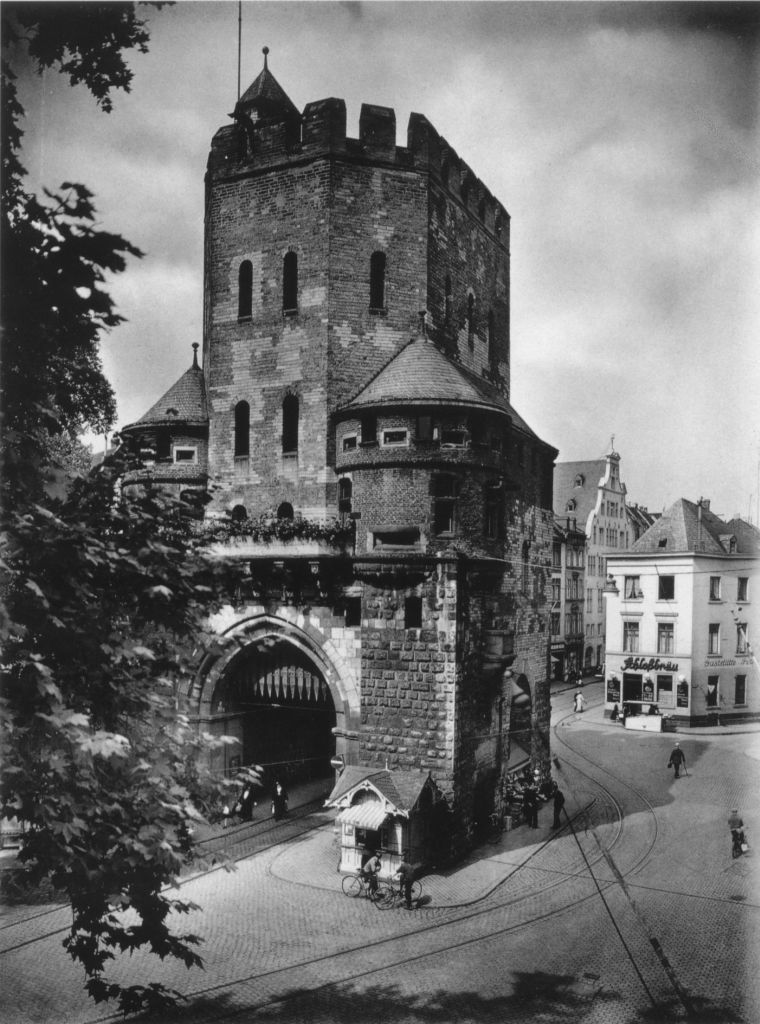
xmin=15 ymin=1 xmax=760 ymax=519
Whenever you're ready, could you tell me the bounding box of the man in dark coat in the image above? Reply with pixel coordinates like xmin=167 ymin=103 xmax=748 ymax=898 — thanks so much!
xmin=523 ymin=782 xmax=539 ymax=829
xmin=552 ymin=785 xmax=566 ymax=829
xmin=668 ymin=742 xmax=686 ymax=778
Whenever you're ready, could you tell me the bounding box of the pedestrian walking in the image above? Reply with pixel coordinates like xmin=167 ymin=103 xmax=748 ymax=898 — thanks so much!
xmin=573 ymin=690 xmax=586 ymax=713
xmin=552 ymin=784 xmax=566 ymax=829
xmin=610 ymin=702 xmax=620 ymax=722
xmin=523 ymin=781 xmax=539 ymax=829
xmin=553 ymin=786 xmax=565 ymax=827
xmin=271 ymin=779 xmax=289 ymax=819
xmin=728 ymin=808 xmax=747 ymax=857
xmin=667 ymin=742 xmax=686 ymax=779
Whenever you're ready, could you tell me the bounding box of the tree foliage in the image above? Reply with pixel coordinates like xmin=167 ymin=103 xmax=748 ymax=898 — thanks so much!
xmin=0 ymin=4 xmax=239 ymax=1014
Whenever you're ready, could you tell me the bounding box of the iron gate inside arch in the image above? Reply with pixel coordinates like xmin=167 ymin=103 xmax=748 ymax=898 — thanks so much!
xmin=211 ymin=641 xmax=336 ymax=786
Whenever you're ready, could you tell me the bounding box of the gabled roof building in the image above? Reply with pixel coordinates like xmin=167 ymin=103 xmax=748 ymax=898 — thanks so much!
xmin=604 ymin=498 xmax=759 ymax=727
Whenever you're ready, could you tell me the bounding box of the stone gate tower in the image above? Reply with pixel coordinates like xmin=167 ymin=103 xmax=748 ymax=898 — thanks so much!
xmin=122 ymin=52 xmax=558 ymax=863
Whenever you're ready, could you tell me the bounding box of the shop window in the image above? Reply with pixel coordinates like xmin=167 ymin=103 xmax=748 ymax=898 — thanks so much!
xmin=736 ymin=623 xmax=749 ymax=654
xmin=658 ymin=575 xmax=674 ymax=600
xmin=338 ymin=477 xmax=352 ymax=514
xmin=735 ymin=674 xmax=747 ymax=706
xmin=708 ymin=623 xmax=720 ymax=655
xmin=369 ymin=251 xmax=386 ymax=310
xmin=405 ymin=596 xmax=423 ymax=629
xmin=657 ymin=674 xmax=673 ymax=708
xmin=238 ymin=260 xmax=253 ymax=319
xmin=283 ymin=251 xmax=298 ymax=312
xmin=623 ymin=621 xmax=639 ymax=653
xmin=282 ymin=395 xmax=299 ymax=454
xmin=432 ymin=474 xmax=459 ymax=535
xmin=709 ymin=576 xmax=721 ymax=601
xmin=624 ymin=576 xmax=643 ymax=599
xmin=234 ymin=400 xmax=250 ymax=457
xmin=345 ymin=597 xmax=361 ymax=628
xmin=657 ymin=623 xmax=674 ymax=655
xmin=738 ymin=577 xmax=748 ymax=602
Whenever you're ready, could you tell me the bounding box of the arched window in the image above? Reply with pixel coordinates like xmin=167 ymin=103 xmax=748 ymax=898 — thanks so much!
xmin=283 ymin=251 xmax=298 ymax=312
xmin=370 ymin=251 xmax=386 ymax=310
xmin=231 ymin=504 xmax=247 ymax=521
xmin=282 ymin=395 xmax=299 ymax=454
xmin=277 ymin=502 xmax=294 ymax=520
xmin=234 ymin=400 xmax=250 ymax=457
xmin=238 ymin=260 xmax=253 ymax=319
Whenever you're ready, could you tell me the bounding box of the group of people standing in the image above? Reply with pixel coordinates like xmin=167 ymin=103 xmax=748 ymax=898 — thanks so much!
xmin=520 ymin=777 xmax=566 ymax=830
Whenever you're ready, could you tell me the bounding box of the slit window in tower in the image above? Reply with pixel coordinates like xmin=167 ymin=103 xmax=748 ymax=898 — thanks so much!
xmin=238 ymin=260 xmax=253 ymax=319
xmin=488 ymin=310 xmax=496 ymax=366
xmin=338 ymin=476 xmax=353 ymax=515
xmin=282 ymin=395 xmax=299 ymax=454
xmin=234 ymin=400 xmax=250 ymax=457
xmin=283 ymin=251 xmax=298 ymax=312
xmin=370 ymin=251 xmax=386 ymax=310
xmin=467 ymin=293 xmax=475 ymax=349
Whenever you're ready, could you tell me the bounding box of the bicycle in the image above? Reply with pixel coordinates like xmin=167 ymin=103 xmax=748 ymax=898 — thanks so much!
xmin=375 ymin=878 xmax=423 ymax=910
xmin=341 ymin=871 xmax=383 ymax=903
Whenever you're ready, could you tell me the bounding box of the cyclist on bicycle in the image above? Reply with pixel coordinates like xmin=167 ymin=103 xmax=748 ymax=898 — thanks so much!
xmin=395 ymin=851 xmax=414 ymax=909
xmin=362 ymin=850 xmax=381 ymax=895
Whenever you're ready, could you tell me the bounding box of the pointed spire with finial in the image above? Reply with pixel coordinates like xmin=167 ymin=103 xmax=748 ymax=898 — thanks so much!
xmin=235 ymin=45 xmax=299 ymax=124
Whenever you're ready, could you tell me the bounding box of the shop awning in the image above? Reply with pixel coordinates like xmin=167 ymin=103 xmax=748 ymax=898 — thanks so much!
xmin=337 ymin=801 xmax=389 ymax=830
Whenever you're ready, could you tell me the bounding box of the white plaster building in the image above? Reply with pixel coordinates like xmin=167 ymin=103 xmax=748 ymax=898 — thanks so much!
xmin=604 ymin=498 xmax=759 ymax=727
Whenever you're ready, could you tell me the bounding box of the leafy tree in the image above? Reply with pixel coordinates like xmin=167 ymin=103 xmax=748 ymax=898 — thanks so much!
xmin=0 ymin=3 xmax=240 ymax=1014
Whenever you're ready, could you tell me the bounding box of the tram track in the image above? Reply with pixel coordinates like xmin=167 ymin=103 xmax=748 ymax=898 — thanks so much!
xmin=3 ymin=694 xmax=749 ymax=1023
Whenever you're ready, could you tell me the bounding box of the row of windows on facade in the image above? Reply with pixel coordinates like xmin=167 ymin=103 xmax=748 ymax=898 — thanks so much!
xmin=623 ymin=575 xmax=749 ymax=602
xmin=621 ymin=620 xmax=750 ymax=657
xmin=234 ymin=399 xmax=548 ymax=486
xmin=236 ymin=254 xmax=503 ymax=358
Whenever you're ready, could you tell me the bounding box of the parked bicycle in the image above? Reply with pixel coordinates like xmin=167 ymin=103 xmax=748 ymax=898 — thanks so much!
xmin=341 ymin=872 xmax=384 ymax=903
xmin=375 ymin=878 xmax=423 ymax=910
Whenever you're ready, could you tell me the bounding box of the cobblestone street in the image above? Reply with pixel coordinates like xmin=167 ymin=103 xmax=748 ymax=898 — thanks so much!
xmin=2 ymin=680 xmax=758 ymax=1023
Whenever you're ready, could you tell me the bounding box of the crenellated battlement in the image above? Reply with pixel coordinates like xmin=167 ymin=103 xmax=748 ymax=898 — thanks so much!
xmin=208 ymin=97 xmax=509 ymax=239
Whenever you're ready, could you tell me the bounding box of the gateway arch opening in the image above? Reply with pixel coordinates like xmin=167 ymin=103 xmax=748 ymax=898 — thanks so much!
xmin=210 ymin=640 xmax=337 ymax=787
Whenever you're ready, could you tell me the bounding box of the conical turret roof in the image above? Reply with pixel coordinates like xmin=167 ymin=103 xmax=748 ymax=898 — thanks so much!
xmin=340 ymin=335 xmax=538 ymax=437
xmin=122 ymin=346 xmax=208 ymax=431
xmin=236 ymin=48 xmax=300 ymax=122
